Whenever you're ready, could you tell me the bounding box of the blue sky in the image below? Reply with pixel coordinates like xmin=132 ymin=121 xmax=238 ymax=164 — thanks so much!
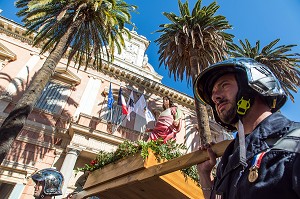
xmin=0 ymin=0 xmax=299 ymax=122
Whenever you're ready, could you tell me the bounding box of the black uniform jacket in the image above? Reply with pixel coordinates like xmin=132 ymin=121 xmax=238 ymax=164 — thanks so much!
xmin=212 ymin=113 xmax=300 ymax=199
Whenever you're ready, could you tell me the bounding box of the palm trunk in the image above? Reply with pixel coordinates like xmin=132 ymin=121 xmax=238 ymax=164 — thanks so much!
xmin=192 ymin=75 xmax=211 ymax=145
xmin=190 ymin=55 xmax=211 ymax=145
xmin=194 ymin=96 xmax=211 ymax=144
xmin=0 ymin=22 xmax=78 ymax=163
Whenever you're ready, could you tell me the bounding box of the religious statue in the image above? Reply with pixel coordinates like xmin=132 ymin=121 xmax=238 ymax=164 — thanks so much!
xmin=147 ymin=96 xmax=182 ymax=143
xmin=142 ymin=54 xmax=148 ymax=67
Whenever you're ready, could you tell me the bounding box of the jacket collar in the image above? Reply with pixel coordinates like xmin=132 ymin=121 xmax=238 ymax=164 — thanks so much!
xmin=219 ymin=112 xmax=291 ymax=177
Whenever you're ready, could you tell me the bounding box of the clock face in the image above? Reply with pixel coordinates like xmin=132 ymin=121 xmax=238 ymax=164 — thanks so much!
xmin=116 ymin=41 xmax=139 ymax=64
xmin=125 ymin=43 xmax=139 ymax=63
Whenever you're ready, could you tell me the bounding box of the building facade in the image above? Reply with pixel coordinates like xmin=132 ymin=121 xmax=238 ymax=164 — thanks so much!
xmin=0 ymin=16 xmax=228 ymax=198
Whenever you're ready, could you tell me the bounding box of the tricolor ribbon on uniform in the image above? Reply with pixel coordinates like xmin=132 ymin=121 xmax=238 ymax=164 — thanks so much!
xmin=251 ymin=150 xmax=269 ymax=168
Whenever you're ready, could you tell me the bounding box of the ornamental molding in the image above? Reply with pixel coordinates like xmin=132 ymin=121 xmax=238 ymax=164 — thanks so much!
xmin=100 ymin=61 xmax=195 ymax=108
xmin=0 ymin=41 xmax=16 ymax=60
xmin=0 ymin=16 xmax=196 ymax=108
xmin=0 ymin=16 xmax=33 ymax=45
xmin=54 ymin=66 xmax=81 ymax=86
xmin=69 ymin=122 xmax=125 ymax=145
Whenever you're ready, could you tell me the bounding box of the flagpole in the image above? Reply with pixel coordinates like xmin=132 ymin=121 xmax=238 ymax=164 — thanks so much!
xmin=108 ymin=80 xmax=114 ymax=124
xmin=113 ymin=85 xmax=129 ymax=133
xmin=110 ymin=106 xmax=113 ymax=123
xmin=111 ymin=80 xmax=113 ymax=123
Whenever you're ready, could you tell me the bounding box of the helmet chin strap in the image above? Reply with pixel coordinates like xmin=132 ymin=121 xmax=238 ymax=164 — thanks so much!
xmin=238 ymin=120 xmax=247 ymax=167
xmin=233 ymin=73 xmax=255 ymax=162
xmin=235 ymin=93 xmax=254 ymax=168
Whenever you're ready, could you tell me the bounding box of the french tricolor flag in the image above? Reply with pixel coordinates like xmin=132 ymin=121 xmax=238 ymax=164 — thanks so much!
xmin=117 ymin=87 xmax=128 ymax=115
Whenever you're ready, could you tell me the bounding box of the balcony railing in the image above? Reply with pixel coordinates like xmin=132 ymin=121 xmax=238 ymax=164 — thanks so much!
xmin=76 ymin=113 xmax=148 ymax=142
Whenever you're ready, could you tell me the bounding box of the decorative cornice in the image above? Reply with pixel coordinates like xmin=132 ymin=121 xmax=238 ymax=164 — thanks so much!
xmin=101 ymin=62 xmax=195 ymax=108
xmin=70 ymin=122 xmax=126 ymax=145
xmin=54 ymin=66 xmax=81 ymax=86
xmin=0 ymin=16 xmax=196 ymax=109
xmin=128 ymin=29 xmax=150 ymax=48
xmin=0 ymin=41 xmax=17 ymax=60
xmin=0 ymin=16 xmax=33 ymax=45
xmin=0 ymin=165 xmax=28 ymax=175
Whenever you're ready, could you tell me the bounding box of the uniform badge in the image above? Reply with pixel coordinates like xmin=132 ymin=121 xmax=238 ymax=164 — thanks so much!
xmin=248 ymin=151 xmax=267 ymax=183
xmin=248 ymin=166 xmax=258 ymax=182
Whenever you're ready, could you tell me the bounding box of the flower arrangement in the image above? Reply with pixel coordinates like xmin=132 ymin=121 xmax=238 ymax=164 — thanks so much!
xmin=75 ymin=139 xmax=199 ymax=183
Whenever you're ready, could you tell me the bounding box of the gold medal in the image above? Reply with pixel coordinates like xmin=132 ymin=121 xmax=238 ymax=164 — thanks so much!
xmin=248 ymin=166 xmax=258 ymax=182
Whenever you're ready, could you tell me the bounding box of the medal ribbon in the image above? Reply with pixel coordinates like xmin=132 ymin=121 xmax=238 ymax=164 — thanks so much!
xmin=251 ymin=151 xmax=268 ymax=168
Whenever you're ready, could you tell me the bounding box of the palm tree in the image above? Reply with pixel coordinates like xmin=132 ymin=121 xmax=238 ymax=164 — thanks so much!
xmin=155 ymin=0 xmax=233 ymax=144
xmin=228 ymin=39 xmax=300 ymax=102
xmin=0 ymin=0 xmax=136 ymax=163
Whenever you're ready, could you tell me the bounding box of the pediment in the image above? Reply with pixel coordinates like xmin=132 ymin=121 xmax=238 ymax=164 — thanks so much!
xmin=143 ymin=62 xmax=156 ymax=73
xmin=54 ymin=67 xmax=81 ymax=86
xmin=0 ymin=42 xmax=17 ymax=61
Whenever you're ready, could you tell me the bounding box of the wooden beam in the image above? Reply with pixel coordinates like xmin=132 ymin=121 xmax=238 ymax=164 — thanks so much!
xmin=83 ymin=150 xmax=159 ymax=190
xmin=75 ymin=140 xmax=231 ymax=198
xmin=131 ymin=139 xmax=231 ymax=179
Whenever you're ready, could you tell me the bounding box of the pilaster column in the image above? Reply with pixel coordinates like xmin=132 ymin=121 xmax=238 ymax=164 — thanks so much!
xmin=8 ymin=183 xmax=25 ymax=199
xmin=59 ymin=147 xmax=81 ymax=197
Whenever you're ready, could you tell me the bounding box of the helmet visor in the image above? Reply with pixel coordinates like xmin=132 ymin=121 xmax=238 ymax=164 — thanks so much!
xmin=31 ymin=171 xmax=45 ymax=182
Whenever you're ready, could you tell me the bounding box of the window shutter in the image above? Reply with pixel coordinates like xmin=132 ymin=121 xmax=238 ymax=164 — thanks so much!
xmin=35 ymin=82 xmax=69 ymax=114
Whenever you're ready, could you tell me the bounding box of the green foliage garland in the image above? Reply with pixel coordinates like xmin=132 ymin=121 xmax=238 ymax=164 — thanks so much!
xmin=75 ymin=139 xmax=199 ymax=183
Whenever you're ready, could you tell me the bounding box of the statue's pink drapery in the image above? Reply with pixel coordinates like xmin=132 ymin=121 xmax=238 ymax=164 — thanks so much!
xmin=148 ymin=106 xmax=182 ymax=143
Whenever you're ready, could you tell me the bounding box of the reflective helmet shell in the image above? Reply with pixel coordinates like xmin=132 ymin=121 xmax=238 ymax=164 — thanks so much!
xmin=31 ymin=168 xmax=64 ymax=196
xmin=193 ymin=58 xmax=287 ymax=129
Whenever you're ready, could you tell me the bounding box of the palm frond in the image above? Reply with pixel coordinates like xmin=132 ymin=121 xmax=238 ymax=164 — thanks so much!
xmin=16 ymin=0 xmax=136 ymax=71
xmin=155 ymin=0 xmax=233 ymax=85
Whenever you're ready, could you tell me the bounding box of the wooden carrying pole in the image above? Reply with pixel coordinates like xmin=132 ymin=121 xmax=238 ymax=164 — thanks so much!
xmin=74 ymin=140 xmax=231 ymax=199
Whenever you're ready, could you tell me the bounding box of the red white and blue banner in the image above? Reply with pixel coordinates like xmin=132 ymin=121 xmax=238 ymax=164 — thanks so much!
xmin=117 ymin=87 xmax=128 ymax=115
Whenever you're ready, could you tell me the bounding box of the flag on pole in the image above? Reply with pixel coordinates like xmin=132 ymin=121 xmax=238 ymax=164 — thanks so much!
xmin=117 ymin=87 xmax=128 ymax=115
xmin=134 ymin=94 xmax=146 ymax=117
xmin=134 ymin=94 xmax=155 ymax=123
xmin=145 ymin=107 xmax=155 ymax=123
xmin=126 ymin=91 xmax=135 ymax=121
xmin=107 ymin=82 xmax=114 ymax=109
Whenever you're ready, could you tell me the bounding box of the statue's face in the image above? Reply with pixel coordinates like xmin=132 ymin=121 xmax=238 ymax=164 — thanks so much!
xmin=163 ymin=97 xmax=170 ymax=108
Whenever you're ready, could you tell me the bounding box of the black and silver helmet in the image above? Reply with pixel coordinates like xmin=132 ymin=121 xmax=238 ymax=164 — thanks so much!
xmin=31 ymin=168 xmax=64 ymax=196
xmin=193 ymin=57 xmax=287 ymax=130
